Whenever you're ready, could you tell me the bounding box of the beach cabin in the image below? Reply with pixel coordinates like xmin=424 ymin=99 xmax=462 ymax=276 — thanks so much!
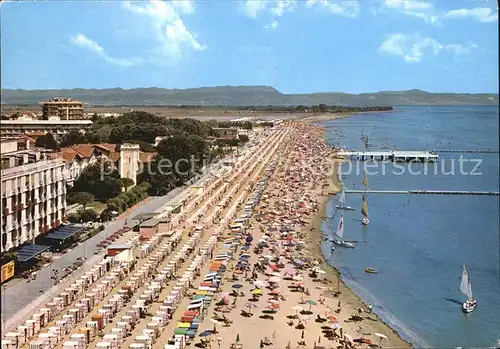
xmin=139 ymin=218 xmax=162 ymax=240
xmin=106 ymin=244 xmax=131 ymax=257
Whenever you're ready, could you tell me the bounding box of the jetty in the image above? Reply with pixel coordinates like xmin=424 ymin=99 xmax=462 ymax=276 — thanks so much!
xmin=345 ymin=190 xmax=499 ymax=196
xmin=336 ymin=150 xmax=439 ymax=162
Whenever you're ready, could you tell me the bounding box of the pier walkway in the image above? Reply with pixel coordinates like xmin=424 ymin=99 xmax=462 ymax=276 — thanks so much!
xmin=345 ymin=190 xmax=499 ymax=196
xmin=432 ymin=149 xmax=499 ymax=154
xmin=336 ymin=150 xmax=439 ymax=162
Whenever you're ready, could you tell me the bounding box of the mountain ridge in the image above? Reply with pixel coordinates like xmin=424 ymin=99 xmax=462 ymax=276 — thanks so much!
xmin=2 ymin=86 xmax=498 ymax=106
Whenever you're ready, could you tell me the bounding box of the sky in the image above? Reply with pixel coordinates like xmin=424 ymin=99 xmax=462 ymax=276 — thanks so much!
xmin=1 ymin=0 xmax=498 ymax=93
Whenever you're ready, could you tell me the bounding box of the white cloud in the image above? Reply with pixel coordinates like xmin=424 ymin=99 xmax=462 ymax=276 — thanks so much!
xmin=243 ymin=0 xmax=296 ymax=29
xmin=123 ymin=0 xmax=205 ymax=58
xmin=70 ymin=34 xmax=142 ymax=67
xmin=242 ymin=0 xmax=268 ymax=18
xmin=264 ymin=18 xmax=279 ymax=29
xmin=379 ymin=33 xmax=477 ymax=63
xmin=306 ymin=0 xmax=360 ymax=17
xmin=270 ymin=0 xmax=296 ymax=17
xmin=382 ymin=0 xmax=438 ymax=24
xmin=444 ymin=7 xmax=498 ymax=23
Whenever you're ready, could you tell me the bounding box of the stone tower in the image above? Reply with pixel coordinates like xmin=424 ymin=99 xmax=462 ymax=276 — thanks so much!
xmin=119 ymin=143 xmax=140 ymax=185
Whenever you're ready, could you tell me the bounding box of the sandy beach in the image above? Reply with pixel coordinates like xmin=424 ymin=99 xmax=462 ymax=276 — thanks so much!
xmin=5 ymin=122 xmax=412 ymax=349
xmin=182 ymin=122 xmax=411 ymax=349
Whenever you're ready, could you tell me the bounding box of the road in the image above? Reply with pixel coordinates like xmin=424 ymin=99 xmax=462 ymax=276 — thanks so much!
xmin=1 ymin=187 xmax=186 ymax=331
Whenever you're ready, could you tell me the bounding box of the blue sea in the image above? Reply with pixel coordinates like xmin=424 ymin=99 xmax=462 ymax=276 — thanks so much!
xmin=320 ymin=106 xmax=500 ymax=348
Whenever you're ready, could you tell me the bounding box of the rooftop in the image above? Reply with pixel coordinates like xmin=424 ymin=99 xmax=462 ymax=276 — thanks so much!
xmin=1 ymin=119 xmax=92 ymax=125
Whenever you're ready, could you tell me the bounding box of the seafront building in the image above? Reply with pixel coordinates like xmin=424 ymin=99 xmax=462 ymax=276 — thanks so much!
xmin=41 ymin=97 xmax=84 ymax=120
xmin=0 ymin=118 xmax=93 ymax=138
xmin=0 ymin=138 xmax=67 ymax=253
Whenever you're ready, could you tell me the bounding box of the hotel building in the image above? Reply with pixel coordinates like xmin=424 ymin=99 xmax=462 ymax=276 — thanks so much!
xmin=1 ymin=138 xmax=67 ymax=252
xmin=41 ymin=97 xmax=84 ymax=120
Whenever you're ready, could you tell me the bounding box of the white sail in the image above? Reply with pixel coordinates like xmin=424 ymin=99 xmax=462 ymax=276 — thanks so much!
xmin=336 ymin=214 xmax=345 ymax=240
xmin=460 ymin=265 xmax=473 ymax=299
xmin=338 ymin=189 xmax=346 ymax=207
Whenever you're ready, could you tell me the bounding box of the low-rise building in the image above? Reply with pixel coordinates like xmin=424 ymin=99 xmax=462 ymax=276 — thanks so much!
xmin=55 ymin=143 xmax=157 ymax=186
xmin=212 ymin=127 xmax=239 ymax=139
xmin=1 ymin=138 xmax=67 ymax=253
xmin=0 ymin=119 xmax=93 ymax=138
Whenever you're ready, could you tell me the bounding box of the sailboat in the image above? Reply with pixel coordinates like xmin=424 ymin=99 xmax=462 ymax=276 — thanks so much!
xmin=460 ymin=265 xmax=477 ymax=313
xmin=335 ymin=186 xmax=355 ymax=211
xmin=331 ymin=214 xmax=355 ymax=248
xmin=361 ymin=170 xmax=370 ymax=225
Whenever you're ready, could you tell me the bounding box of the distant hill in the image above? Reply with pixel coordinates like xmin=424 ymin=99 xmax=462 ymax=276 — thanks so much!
xmin=2 ymin=86 xmax=498 ymax=106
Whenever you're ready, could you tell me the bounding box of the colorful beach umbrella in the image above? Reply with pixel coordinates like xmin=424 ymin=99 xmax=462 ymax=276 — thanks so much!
xmin=232 ymin=283 xmax=243 ymax=289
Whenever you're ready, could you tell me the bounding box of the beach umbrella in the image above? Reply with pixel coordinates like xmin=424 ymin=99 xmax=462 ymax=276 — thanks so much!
xmin=236 ymin=334 xmax=240 ymax=343
xmin=245 ymin=302 xmax=257 ymax=313
xmin=210 ymin=319 xmax=223 ymax=327
xmin=232 ymin=283 xmax=243 ymax=289
xmin=374 ymin=333 xmax=388 ymax=346
xmin=299 ymin=315 xmax=311 ymax=322
xmin=269 ymin=276 xmax=280 ymax=283
xmin=292 ymin=275 xmax=303 ymax=281
xmin=328 ymin=315 xmax=337 ymax=322
xmin=267 ymin=302 xmax=280 ymax=310
xmin=330 ymin=323 xmax=341 ymax=330
xmin=199 ymin=331 xmax=213 ymax=337
xmin=305 ymin=299 xmax=317 ymax=311
xmin=241 ymin=246 xmax=250 ymax=251
xmin=292 ymin=305 xmax=303 ymax=314
xmin=254 ymin=280 xmax=265 ymax=288
xmin=251 ymin=289 xmax=263 ymax=295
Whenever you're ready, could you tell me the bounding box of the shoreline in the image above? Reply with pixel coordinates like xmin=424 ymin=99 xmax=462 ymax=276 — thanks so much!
xmin=299 ymin=110 xmax=395 ymax=123
xmin=303 ymin=134 xmax=413 ymax=348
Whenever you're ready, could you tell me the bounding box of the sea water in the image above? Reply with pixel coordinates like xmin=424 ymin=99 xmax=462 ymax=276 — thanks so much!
xmin=320 ymin=106 xmax=500 ymax=348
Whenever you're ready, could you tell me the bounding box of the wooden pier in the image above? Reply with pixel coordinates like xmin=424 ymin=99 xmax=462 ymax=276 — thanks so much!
xmin=432 ymin=149 xmax=499 ymax=154
xmin=336 ymin=150 xmax=439 ymax=162
xmin=345 ymin=190 xmax=499 ymax=196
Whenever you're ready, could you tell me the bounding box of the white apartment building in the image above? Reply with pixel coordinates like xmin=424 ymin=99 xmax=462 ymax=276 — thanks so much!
xmin=1 ymin=139 xmax=67 ymax=252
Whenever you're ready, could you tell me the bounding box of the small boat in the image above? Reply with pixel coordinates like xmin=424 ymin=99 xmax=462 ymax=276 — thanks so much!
xmin=365 ymin=268 xmax=378 ymax=274
xmin=361 ymin=193 xmax=370 ymax=225
xmin=335 ymin=187 xmax=355 ymax=211
xmin=331 ymin=214 xmax=356 ymax=248
xmin=460 ymin=264 xmax=477 ymax=313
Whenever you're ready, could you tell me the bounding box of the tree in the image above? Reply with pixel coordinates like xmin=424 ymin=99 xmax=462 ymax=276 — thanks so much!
xmin=121 ymin=178 xmax=135 ymax=191
xmin=67 ymin=192 xmax=94 ymax=209
xmin=238 ymin=135 xmax=249 ymax=143
xmin=35 ymin=133 xmax=59 ymax=150
xmin=78 ymin=208 xmax=98 ymax=222
xmin=67 ymin=212 xmax=81 ymax=223
xmin=60 ymin=130 xmax=87 ymax=147
xmin=100 ymin=209 xmax=113 ymax=222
